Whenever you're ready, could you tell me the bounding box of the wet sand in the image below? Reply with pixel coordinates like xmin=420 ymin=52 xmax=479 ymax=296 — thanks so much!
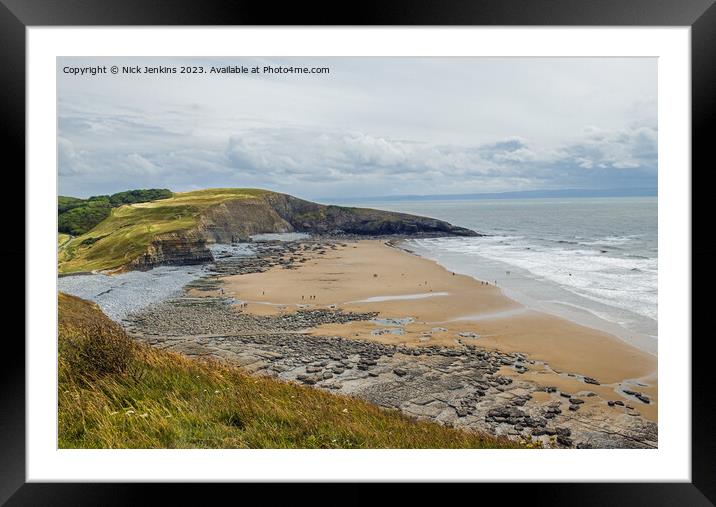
xmin=215 ymin=240 xmax=657 ymax=421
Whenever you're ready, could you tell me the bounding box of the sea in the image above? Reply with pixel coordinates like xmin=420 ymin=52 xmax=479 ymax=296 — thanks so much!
xmin=340 ymin=197 xmax=658 ymax=353
xmin=59 ymin=196 xmax=657 ymax=354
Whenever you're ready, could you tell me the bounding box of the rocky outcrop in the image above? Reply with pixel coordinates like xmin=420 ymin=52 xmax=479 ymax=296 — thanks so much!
xmin=122 ymin=190 xmax=479 ymax=271
xmin=129 ymin=231 xmax=213 ymax=271
xmin=127 ymin=293 xmax=658 ymax=449
xmin=266 ymin=193 xmax=478 ymax=237
xmin=196 ymin=198 xmax=294 ymax=242
xmin=193 ymin=192 xmax=479 ymax=241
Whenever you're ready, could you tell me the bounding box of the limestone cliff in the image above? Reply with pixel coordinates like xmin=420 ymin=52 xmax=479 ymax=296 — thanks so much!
xmin=197 ymin=192 xmax=478 ymax=240
xmin=129 ymin=231 xmax=213 ymax=271
xmin=60 ymin=188 xmax=480 ymax=273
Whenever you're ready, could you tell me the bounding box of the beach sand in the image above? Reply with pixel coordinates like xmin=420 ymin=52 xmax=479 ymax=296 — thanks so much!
xmin=215 ymin=240 xmax=657 ymax=421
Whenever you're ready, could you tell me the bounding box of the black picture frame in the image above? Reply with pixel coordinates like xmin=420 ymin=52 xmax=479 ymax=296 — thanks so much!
xmin=4 ymin=0 xmax=714 ymax=503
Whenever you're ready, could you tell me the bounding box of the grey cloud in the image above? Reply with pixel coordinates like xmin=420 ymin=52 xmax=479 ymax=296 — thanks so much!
xmin=59 ymin=120 xmax=657 ymax=198
xmin=564 ymin=125 xmax=657 ymax=171
xmin=221 ymin=125 xmax=655 ymax=190
xmin=57 ymin=57 xmax=657 ymax=198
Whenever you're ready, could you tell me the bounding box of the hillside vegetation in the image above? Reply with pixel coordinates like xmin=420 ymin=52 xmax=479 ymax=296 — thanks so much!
xmin=58 ymin=188 xmax=173 ymax=236
xmin=58 ymin=187 xmax=476 ymax=274
xmin=58 ymin=293 xmax=520 ymax=449
xmin=58 ymin=233 xmax=72 ymax=248
xmin=58 ymin=189 xmax=266 ymax=273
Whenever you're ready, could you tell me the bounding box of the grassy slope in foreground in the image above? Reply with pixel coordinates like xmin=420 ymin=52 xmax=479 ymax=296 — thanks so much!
xmin=58 ymin=293 xmax=521 ymax=449
xmin=58 ymin=189 xmax=267 ymax=274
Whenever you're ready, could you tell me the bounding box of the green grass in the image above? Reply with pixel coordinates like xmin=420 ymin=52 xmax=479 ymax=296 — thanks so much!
xmin=58 ymin=197 xmax=112 ymax=236
xmin=58 ymin=189 xmax=174 ymax=236
xmin=58 ymin=205 xmax=200 ymax=273
xmin=58 ymin=195 xmax=86 ymax=213
xmin=58 ymin=293 xmax=524 ymax=449
xmin=58 ymin=233 xmax=72 ymax=248
xmin=58 ymin=188 xmax=270 ymax=274
xmin=134 ymin=188 xmax=267 ymax=207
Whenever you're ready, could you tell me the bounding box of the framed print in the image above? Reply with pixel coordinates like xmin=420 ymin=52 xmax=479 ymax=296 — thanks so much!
xmin=5 ymin=0 xmax=715 ymax=503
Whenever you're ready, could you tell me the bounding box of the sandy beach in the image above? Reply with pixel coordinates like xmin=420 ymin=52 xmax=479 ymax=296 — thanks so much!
xmin=214 ymin=240 xmax=657 ymax=422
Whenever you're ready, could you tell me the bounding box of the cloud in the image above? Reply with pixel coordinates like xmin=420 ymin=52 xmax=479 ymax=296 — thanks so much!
xmin=57 ymin=57 xmax=657 ymax=198
xmin=563 ymin=125 xmax=657 ymax=171
xmin=58 ymin=116 xmax=657 ymax=198
xmin=220 ymin=125 xmax=656 ymax=192
xmin=57 ymin=136 xmax=84 ymax=176
xmin=125 ymin=153 xmax=162 ymax=175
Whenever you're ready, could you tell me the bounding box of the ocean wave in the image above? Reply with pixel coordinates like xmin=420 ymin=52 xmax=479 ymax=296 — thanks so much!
xmin=409 ymin=236 xmax=658 ymax=323
xmin=577 ymin=235 xmax=638 ymax=247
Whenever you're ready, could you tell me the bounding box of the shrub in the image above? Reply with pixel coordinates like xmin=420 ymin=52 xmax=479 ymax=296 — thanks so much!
xmin=108 ymin=188 xmax=172 ymax=207
xmin=58 ymin=196 xmax=86 ymax=214
xmin=59 ymin=315 xmax=135 ymax=382
xmin=58 ymin=200 xmax=112 ymax=235
xmin=58 ymin=189 xmax=173 ymax=235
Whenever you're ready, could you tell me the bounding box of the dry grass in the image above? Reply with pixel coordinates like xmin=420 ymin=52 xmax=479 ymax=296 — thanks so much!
xmin=58 ymin=188 xmax=269 ymax=274
xmin=58 ymin=293 xmax=525 ymax=449
xmin=58 ymin=233 xmax=72 ymax=247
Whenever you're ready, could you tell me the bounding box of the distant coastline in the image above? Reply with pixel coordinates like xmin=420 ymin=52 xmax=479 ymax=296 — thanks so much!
xmin=323 ymin=187 xmax=657 ymax=204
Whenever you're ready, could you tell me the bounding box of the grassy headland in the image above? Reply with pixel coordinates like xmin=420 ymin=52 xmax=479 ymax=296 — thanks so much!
xmin=58 ymin=293 xmax=520 ymax=448
xmin=57 ymin=187 xmax=476 ymax=274
xmin=58 ymin=188 xmax=268 ymax=274
xmin=58 ymin=189 xmax=173 ymax=236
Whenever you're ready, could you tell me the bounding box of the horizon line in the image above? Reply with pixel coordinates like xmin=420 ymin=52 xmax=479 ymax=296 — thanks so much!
xmin=319 ymin=187 xmax=658 ymax=202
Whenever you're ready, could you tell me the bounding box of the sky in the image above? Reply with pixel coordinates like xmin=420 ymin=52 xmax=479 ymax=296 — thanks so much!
xmin=58 ymin=57 xmax=657 ymax=200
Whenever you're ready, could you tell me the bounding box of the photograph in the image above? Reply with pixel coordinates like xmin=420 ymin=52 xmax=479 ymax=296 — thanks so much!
xmin=56 ymin=56 xmax=658 ymax=450
xmin=3 ymin=0 xmax=711 ymax=498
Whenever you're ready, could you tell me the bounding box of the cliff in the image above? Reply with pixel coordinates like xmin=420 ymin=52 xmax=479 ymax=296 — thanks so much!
xmin=58 ymin=188 xmax=479 ymax=274
xmin=197 ymin=192 xmax=477 ymax=241
xmin=129 ymin=231 xmax=214 ymax=271
xmin=265 ymin=193 xmax=477 ymax=237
